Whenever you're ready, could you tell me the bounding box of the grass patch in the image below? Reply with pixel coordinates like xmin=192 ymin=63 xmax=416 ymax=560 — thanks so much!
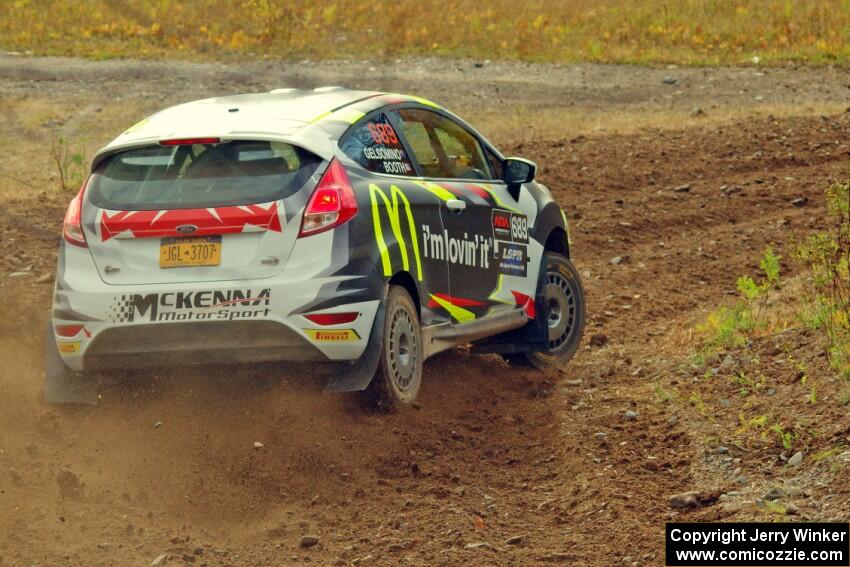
xmin=653 ymin=381 xmax=675 ymax=403
xmin=812 ymin=446 xmax=844 ymax=462
xmin=763 ymin=500 xmax=787 ymax=517
xmin=1 ymin=1 xmax=849 ymax=65
xmin=795 ymin=177 xmax=850 ymax=379
xmin=734 ymin=413 xmax=800 ymax=452
xmin=693 ymin=247 xmax=782 ymax=361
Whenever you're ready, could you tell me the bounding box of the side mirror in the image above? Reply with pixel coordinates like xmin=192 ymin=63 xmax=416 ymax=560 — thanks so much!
xmin=502 ymin=157 xmax=536 ymax=199
xmin=503 ymin=157 xmax=536 ymax=185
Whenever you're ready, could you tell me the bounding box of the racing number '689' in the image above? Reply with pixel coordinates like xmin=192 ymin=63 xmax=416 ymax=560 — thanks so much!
xmin=511 ymin=215 xmax=528 ymax=241
xmin=367 ymin=123 xmax=398 ymax=145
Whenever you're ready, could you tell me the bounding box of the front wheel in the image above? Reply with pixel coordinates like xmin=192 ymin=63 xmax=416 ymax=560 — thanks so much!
xmin=509 ymin=252 xmax=586 ymax=369
xmin=362 ymin=285 xmax=423 ymax=409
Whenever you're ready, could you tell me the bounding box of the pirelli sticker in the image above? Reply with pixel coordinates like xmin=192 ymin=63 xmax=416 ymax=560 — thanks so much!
xmin=304 ymin=329 xmax=361 ymax=342
xmin=58 ymin=341 xmax=81 ymax=355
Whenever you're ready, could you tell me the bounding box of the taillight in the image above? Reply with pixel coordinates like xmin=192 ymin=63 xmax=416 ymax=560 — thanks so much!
xmin=55 ymin=324 xmax=84 ymax=337
xmin=304 ymin=312 xmax=359 ymax=325
xmin=63 ymin=178 xmax=89 ymax=248
xmin=299 ymin=159 xmax=358 ymax=237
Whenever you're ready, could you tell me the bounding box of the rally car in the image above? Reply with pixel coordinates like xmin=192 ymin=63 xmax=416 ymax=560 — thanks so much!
xmin=46 ymin=87 xmax=586 ymax=406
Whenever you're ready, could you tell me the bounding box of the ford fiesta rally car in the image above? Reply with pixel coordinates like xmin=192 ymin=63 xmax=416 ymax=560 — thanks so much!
xmin=47 ymin=87 xmax=586 ymax=406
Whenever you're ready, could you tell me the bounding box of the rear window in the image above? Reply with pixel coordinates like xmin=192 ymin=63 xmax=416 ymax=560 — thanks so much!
xmin=89 ymin=140 xmax=320 ymax=210
xmin=339 ymin=113 xmax=415 ymax=176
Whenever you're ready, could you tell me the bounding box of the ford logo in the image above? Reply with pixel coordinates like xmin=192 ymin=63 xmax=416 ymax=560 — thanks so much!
xmin=176 ymin=224 xmax=198 ymax=234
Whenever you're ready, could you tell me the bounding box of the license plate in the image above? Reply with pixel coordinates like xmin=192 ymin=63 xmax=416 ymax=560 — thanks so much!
xmin=160 ymin=236 xmax=221 ymax=268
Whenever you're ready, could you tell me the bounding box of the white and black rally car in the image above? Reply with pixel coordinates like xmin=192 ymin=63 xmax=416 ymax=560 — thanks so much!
xmin=47 ymin=88 xmax=585 ymax=406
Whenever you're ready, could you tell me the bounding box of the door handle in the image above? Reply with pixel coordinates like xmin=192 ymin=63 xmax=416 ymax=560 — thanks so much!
xmin=446 ymin=199 xmax=466 ymax=213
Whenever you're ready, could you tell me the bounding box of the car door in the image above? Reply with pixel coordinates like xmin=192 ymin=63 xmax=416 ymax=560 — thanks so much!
xmin=337 ymin=111 xmax=451 ymax=327
xmin=390 ymin=108 xmax=535 ymax=324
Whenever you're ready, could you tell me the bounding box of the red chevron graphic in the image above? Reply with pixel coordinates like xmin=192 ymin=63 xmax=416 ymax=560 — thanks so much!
xmin=426 ymin=292 xmax=485 ymax=309
xmin=99 ymin=203 xmax=282 ymax=241
xmin=511 ymin=291 xmax=536 ymax=319
xmin=463 ymin=184 xmax=491 ymax=201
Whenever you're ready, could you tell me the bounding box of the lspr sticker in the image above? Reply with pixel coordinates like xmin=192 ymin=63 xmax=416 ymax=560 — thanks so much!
xmin=496 ymin=243 xmax=528 ymax=277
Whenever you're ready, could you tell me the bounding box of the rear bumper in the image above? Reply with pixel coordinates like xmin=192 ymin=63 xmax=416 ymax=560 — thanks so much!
xmin=53 ymin=297 xmax=378 ymax=372
xmin=51 ymin=237 xmax=383 ymax=372
xmin=84 ymin=320 xmax=327 ymax=370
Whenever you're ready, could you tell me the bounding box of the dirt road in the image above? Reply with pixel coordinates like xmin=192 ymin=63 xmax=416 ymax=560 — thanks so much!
xmin=1 ymin=54 xmax=849 ymax=566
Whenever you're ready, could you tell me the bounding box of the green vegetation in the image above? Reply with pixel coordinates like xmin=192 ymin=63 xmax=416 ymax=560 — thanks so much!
xmin=653 ymin=381 xmax=675 ymax=403
xmin=694 ymin=247 xmax=781 ymax=362
xmin=688 ymin=172 xmax=849 ymax=440
xmin=734 ymin=413 xmax=798 ymax=452
xmin=732 ymin=369 xmax=766 ymax=397
xmin=687 ymin=391 xmax=706 ymax=414
xmin=770 ymin=423 xmax=794 ymax=451
xmin=796 ymin=178 xmax=850 ymax=379
xmin=812 ymin=446 xmax=844 ymax=462
xmin=1 ymin=1 xmax=849 ymax=65
xmin=763 ymin=500 xmax=787 ymax=517
xmin=50 ymin=136 xmax=86 ymax=193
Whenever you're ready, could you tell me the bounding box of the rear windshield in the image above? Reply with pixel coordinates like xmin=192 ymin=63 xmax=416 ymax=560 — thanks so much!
xmin=89 ymin=140 xmax=320 ymax=210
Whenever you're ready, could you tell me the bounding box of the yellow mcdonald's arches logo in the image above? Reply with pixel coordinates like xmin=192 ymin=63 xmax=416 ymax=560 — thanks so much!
xmin=304 ymin=329 xmax=360 ymax=342
xmin=368 ymin=184 xmax=423 ymax=281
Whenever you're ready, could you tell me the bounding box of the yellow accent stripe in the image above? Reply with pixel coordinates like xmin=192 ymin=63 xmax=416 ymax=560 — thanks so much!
xmin=488 ymin=274 xmax=513 ymax=305
xmin=561 ymin=208 xmax=572 ymax=247
xmin=429 ymin=294 xmax=475 ymax=323
xmin=335 ymin=108 xmax=365 ymax=124
xmin=310 ymin=107 xmax=366 ymax=125
xmin=368 ymin=184 xmax=423 ymax=281
xmin=385 ymin=93 xmax=442 ymax=109
xmin=415 ymin=180 xmax=454 ymax=202
xmin=410 ymin=95 xmax=441 ymax=109
xmin=309 ymin=110 xmax=332 ymax=124
xmin=473 ymin=183 xmax=522 ymax=213
xmin=123 ymin=117 xmax=149 ymax=135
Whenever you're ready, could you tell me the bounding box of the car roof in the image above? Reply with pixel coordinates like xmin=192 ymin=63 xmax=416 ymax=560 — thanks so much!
xmin=92 ymin=87 xmax=445 ymax=168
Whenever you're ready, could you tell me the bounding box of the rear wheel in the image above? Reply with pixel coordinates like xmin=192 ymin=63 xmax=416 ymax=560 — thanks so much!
xmin=363 ymin=286 xmax=423 ymax=409
xmin=506 ymin=252 xmax=585 ymax=369
xmin=44 ymin=322 xmax=96 ymax=404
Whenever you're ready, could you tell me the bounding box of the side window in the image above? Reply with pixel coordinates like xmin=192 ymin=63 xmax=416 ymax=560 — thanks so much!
xmin=397 ymin=118 xmax=442 ymax=177
xmin=396 ymin=108 xmax=492 ymax=180
xmin=339 ymin=113 xmax=415 ymax=176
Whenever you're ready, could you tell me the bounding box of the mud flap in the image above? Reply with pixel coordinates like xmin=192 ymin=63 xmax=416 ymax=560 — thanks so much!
xmin=44 ymin=322 xmax=97 ymax=404
xmin=323 ymin=291 xmax=387 ymax=393
xmin=469 ymin=261 xmax=549 ymax=355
